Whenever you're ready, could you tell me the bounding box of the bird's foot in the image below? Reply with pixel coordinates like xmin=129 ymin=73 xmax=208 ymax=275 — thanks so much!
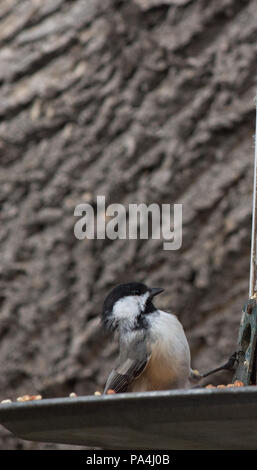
xmin=190 ymin=368 xmax=203 ymax=381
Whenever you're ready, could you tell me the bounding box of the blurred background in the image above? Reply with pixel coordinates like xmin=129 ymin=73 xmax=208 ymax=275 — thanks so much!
xmin=0 ymin=0 xmax=257 ymax=449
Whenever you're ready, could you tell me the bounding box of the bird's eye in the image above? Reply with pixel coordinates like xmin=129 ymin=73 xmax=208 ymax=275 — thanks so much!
xmin=133 ymin=289 xmax=141 ymax=295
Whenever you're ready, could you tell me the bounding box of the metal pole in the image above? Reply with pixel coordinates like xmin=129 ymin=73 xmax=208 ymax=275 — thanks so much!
xmin=249 ymin=97 xmax=257 ymax=298
xmin=234 ymin=97 xmax=257 ymax=385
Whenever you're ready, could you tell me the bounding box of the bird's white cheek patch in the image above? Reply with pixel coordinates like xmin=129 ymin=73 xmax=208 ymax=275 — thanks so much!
xmin=112 ymin=296 xmax=139 ymax=323
xmin=112 ymin=292 xmax=150 ymax=329
xmin=137 ymin=292 xmax=149 ymax=311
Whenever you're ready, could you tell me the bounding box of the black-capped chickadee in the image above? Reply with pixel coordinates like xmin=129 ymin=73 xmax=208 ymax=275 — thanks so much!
xmin=102 ymin=282 xmax=195 ymax=393
xmin=102 ymin=282 xmax=240 ymax=393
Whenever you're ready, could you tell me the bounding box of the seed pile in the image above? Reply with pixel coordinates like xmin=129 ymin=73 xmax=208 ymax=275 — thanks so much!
xmin=0 ymin=382 xmax=246 ymax=404
xmin=205 ymin=380 xmax=244 ymax=389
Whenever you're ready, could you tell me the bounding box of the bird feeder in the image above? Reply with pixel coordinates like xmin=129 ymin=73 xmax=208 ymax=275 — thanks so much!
xmin=1 ymin=105 xmax=257 ymax=450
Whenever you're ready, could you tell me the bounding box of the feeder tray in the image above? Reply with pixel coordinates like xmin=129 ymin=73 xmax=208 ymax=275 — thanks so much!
xmin=1 ymin=387 xmax=257 ymax=449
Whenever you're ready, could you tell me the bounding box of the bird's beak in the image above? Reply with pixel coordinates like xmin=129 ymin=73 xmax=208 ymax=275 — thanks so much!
xmin=149 ymin=287 xmax=164 ymax=298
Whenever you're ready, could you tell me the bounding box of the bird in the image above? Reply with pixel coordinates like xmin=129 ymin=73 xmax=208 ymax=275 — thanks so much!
xmin=102 ymin=282 xmax=195 ymax=393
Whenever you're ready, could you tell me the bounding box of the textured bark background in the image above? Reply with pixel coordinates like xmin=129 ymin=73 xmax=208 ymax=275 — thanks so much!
xmin=0 ymin=0 xmax=257 ymax=449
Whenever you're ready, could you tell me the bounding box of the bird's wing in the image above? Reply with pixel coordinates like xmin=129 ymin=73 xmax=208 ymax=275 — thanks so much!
xmin=104 ymin=339 xmax=151 ymax=393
